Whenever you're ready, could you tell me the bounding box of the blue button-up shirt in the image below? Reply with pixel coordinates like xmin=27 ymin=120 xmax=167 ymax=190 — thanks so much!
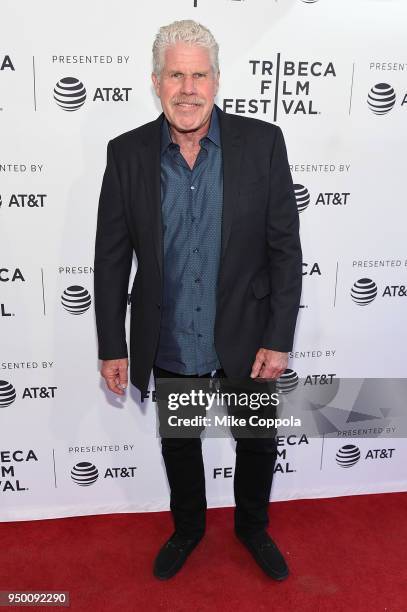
xmin=154 ymin=107 xmax=223 ymax=375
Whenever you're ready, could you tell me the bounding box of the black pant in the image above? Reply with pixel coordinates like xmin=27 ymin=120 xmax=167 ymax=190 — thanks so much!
xmin=153 ymin=365 xmax=278 ymax=540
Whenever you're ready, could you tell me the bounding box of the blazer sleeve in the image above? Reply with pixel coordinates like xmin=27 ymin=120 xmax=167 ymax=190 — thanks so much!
xmin=261 ymin=125 xmax=303 ymax=352
xmin=94 ymin=140 xmax=133 ymax=360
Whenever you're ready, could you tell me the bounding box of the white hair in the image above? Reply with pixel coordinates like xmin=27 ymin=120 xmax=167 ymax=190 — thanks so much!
xmin=152 ymin=19 xmax=219 ymax=78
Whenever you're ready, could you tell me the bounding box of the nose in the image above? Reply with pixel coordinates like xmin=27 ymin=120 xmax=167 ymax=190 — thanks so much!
xmin=180 ymin=74 xmax=196 ymax=96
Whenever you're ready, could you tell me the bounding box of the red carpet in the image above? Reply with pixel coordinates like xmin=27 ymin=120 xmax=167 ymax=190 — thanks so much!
xmin=1 ymin=492 xmax=406 ymax=611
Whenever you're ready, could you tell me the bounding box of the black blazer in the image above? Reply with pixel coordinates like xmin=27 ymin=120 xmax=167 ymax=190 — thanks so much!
xmin=94 ymin=105 xmax=302 ymax=395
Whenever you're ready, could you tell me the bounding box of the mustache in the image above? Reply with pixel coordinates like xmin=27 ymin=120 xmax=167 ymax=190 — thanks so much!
xmin=171 ymin=97 xmax=205 ymax=106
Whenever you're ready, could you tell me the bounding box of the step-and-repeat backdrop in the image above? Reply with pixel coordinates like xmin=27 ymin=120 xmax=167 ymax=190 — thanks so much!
xmin=1 ymin=0 xmax=406 ymax=521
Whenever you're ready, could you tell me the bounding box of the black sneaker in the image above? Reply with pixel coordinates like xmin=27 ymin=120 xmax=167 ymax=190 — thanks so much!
xmin=153 ymin=532 xmax=204 ymax=580
xmin=236 ymin=530 xmax=289 ymax=580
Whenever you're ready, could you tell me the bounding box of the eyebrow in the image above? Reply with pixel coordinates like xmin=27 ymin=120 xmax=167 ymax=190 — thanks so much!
xmin=168 ymin=70 xmax=209 ymax=74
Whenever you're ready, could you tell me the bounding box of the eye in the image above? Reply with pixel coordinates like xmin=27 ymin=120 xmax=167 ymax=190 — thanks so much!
xmin=171 ymin=72 xmax=183 ymax=78
xmin=193 ymin=73 xmax=206 ymax=79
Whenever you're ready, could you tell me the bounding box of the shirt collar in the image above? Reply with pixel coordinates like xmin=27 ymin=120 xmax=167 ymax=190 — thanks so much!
xmin=161 ymin=106 xmax=221 ymax=154
xmin=205 ymin=106 xmax=221 ymax=147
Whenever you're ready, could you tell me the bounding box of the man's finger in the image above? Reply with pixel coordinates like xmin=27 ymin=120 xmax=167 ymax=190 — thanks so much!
xmin=256 ymin=364 xmax=285 ymax=380
xmin=118 ymin=363 xmax=128 ymax=389
xmin=104 ymin=372 xmax=125 ymax=395
xmin=257 ymin=368 xmax=276 ymax=380
xmin=250 ymin=354 xmax=265 ymax=378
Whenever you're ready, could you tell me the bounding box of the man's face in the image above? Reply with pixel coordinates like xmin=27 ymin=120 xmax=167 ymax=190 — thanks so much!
xmin=152 ymin=42 xmax=219 ymax=133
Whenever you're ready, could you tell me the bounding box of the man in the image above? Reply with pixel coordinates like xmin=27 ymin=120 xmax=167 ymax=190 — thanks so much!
xmin=94 ymin=20 xmax=302 ymax=581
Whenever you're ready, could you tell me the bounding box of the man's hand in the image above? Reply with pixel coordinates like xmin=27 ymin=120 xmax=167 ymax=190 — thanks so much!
xmin=101 ymin=358 xmax=128 ymax=395
xmin=250 ymin=348 xmax=288 ymax=380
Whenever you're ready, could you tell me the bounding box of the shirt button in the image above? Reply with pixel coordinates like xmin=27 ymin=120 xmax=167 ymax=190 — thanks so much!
xmin=193 ymin=248 xmax=199 ymax=253
xmin=191 ymin=185 xmax=195 ymax=190
xmin=194 ymin=278 xmax=200 ymax=283
xmin=196 ymin=307 xmax=201 ymax=312
xmin=197 ymin=333 xmax=202 ymax=338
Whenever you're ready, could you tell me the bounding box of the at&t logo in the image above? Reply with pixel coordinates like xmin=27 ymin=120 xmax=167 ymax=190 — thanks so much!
xmin=336 ymin=444 xmax=395 ymax=468
xmin=0 ymin=380 xmax=57 ymax=405
xmin=367 ymin=83 xmax=406 ymax=115
xmin=54 ymin=77 xmax=86 ymax=111
xmin=71 ymin=462 xmax=99 ymax=486
xmin=0 ymin=380 xmax=16 ymax=407
xmin=54 ymin=77 xmax=132 ymax=111
xmin=276 ymin=369 xmax=299 ymax=394
xmin=61 ymin=286 xmax=92 ymax=314
xmin=351 ymin=278 xmax=377 ymax=305
xmin=294 ymin=184 xmax=350 ymax=213
xmin=336 ymin=444 xmax=361 ymax=467
xmin=276 ymin=370 xmax=337 ymax=394
xmin=70 ymin=461 xmax=137 ymax=486
xmin=294 ymin=184 xmax=310 ymax=212
xmin=0 ymin=193 xmax=47 ymax=208
xmin=351 ymin=278 xmax=407 ymax=304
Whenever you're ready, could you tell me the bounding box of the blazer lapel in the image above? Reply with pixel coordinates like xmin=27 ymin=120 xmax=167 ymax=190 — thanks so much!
xmin=217 ymin=105 xmax=243 ymax=264
xmin=139 ymin=113 xmax=164 ymax=280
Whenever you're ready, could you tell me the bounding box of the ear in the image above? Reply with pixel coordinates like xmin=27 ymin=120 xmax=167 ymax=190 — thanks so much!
xmin=152 ymin=72 xmax=160 ymax=97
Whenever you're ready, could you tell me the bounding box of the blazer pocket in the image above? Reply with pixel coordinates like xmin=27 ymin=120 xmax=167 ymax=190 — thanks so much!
xmin=251 ymin=270 xmax=271 ymax=299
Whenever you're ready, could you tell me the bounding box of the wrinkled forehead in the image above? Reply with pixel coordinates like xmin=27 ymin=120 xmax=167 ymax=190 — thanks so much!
xmin=162 ymin=42 xmax=213 ymax=74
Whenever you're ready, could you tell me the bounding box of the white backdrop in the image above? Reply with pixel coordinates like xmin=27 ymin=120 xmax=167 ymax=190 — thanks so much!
xmin=1 ymin=0 xmax=407 ymax=521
